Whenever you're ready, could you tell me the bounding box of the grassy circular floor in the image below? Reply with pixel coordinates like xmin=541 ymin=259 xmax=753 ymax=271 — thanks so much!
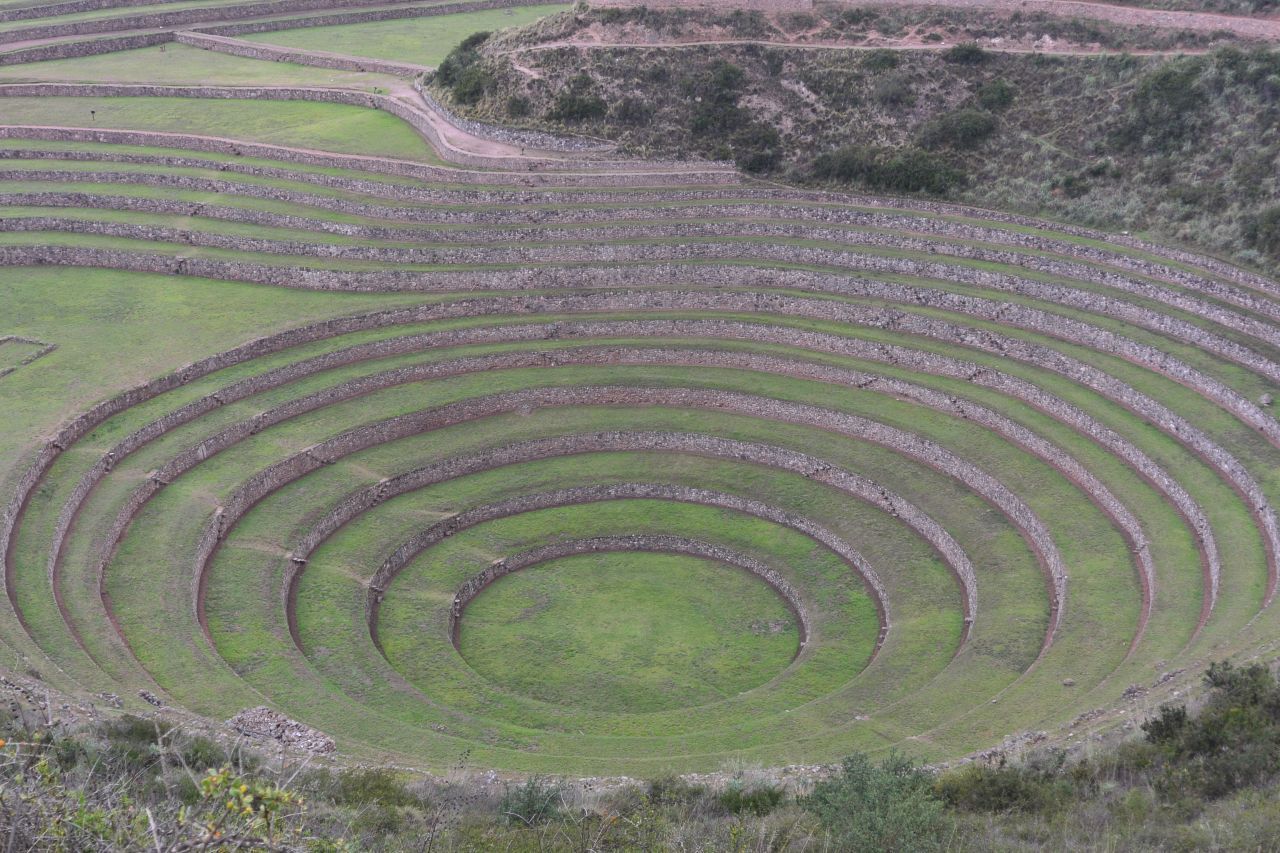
xmin=455 ymin=551 xmax=801 ymax=714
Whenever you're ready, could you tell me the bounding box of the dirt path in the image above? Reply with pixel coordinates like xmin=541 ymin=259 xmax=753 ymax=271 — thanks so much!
xmin=506 ymin=36 xmax=1219 ymax=57
xmin=514 ymin=0 xmax=1280 ymax=58
xmin=900 ymin=0 xmax=1280 ymax=38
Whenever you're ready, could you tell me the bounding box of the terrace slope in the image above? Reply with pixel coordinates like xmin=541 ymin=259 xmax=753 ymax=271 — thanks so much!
xmin=0 ymin=0 xmax=1279 ymax=780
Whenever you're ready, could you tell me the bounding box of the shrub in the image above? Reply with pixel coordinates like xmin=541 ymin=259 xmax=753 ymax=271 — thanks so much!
xmin=718 ymin=781 xmax=785 ymax=815
xmin=547 ymin=73 xmax=607 ymax=122
xmin=839 ymin=7 xmax=879 ymax=28
xmin=331 ymin=768 xmax=421 ymax=808
xmin=500 ymin=777 xmax=563 ymax=825
xmin=806 ymin=752 xmax=946 ymax=852
xmin=800 ymin=67 xmax=862 ymax=109
xmin=435 ymin=31 xmax=495 ymax=105
xmin=450 ymin=65 xmax=493 ymax=105
xmin=100 ymin=714 xmax=168 ymax=770
xmin=862 ymin=48 xmax=900 ymax=72
xmin=872 ymin=72 xmax=915 ymax=107
xmin=1111 ymin=60 xmax=1207 ymax=151
xmin=179 ymin=736 xmax=225 ymax=771
xmin=434 ymin=31 xmax=490 ymax=87
xmin=731 ymin=123 xmax=782 ymax=173
xmin=976 ymin=78 xmax=1015 ymax=110
xmin=1143 ymin=661 xmax=1280 ymax=799
xmin=917 ymin=108 xmax=997 ymax=150
xmin=611 ymin=95 xmax=653 ymax=125
xmin=812 ymin=145 xmax=964 ymax=194
xmin=936 ymin=754 xmax=1077 ymax=814
xmin=944 ymin=43 xmax=988 ymax=65
xmin=646 ymin=775 xmax=706 ymax=805
xmin=1244 ymin=206 xmax=1280 ymax=260
xmin=506 ymin=95 xmax=530 ymax=118
xmin=689 ymin=60 xmax=750 ymax=137
xmin=1052 ymin=173 xmax=1091 ymax=199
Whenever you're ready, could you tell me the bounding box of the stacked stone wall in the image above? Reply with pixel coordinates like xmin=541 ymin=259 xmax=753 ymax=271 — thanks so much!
xmin=0 ymin=123 xmax=733 ymax=183
xmin=4 ymin=183 xmax=1274 ymax=327
xmin=9 ymin=214 xmax=1278 ymax=361
xmin=591 ymin=0 xmax=814 ymax=10
xmin=0 ymin=32 xmax=173 ymax=67
xmin=0 ymin=0 xmax=161 ymax=24
xmin=412 ymin=82 xmax=617 ymax=154
xmin=5 ymin=241 xmax=1278 ymax=468
xmin=198 ymin=0 xmax=562 ymax=37
xmin=9 ymin=295 xmax=1238 ymax=659
xmin=446 ymin=533 xmax=811 ymax=645
xmin=191 ymin=386 xmax=1055 ymax=650
xmin=0 ymin=0 xmax=552 ymax=45
xmin=173 ymin=31 xmax=429 ymax=76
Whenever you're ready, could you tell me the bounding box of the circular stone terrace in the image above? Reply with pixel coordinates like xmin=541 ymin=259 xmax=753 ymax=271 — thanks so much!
xmin=0 ymin=0 xmax=1278 ymax=777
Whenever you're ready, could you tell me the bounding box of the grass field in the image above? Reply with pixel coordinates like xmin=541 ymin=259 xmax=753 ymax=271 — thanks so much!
xmin=242 ymin=4 xmax=570 ymax=65
xmin=0 ymin=97 xmax=439 ymax=160
xmin=0 ymin=1 xmax=1279 ymax=778
xmin=457 ymin=551 xmax=802 ymax=713
xmin=0 ymin=44 xmax=406 ymax=89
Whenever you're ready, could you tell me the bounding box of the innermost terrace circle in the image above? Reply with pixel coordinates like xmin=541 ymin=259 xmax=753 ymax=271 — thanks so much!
xmin=455 ymin=551 xmax=801 ymax=714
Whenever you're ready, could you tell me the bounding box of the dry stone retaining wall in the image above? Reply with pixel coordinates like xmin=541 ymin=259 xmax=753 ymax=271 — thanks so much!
xmin=4 ymin=122 xmax=1267 ymax=296
xmin=4 ymin=184 xmax=1274 ymax=327
xmin=0 ymin=123 xmax=729 ymax=182
xmin=0 ymin=32 xmax=173 ymax=66
xmin=0 ymin=0 xmax=162 ymax=24
xmin=447 ymin=531 xmax=810 ymax=644
xmin=10 ymin=215 xmax=1279 ymax=362
xmin=0 ymin=0 xmax=555 ymax=45
xmin=190 ymin=386 xmax=1057 ymax=650
xmin=5 ymin=239 xmax=1277 ymax=464
xmin=10 ymin=193 xmax=1270 ymax=326
xmin=173 ymin=31 xmax=429 ymax=76
xmin=4 ymin=294 xmax=1237 ymax=664
xmin=37 ymin=328 xmax=1177 ymax=662
xmin=412 ymin=82 xmax=618 ymax=154
xmin=196 ymin=0 xmax=563 ymax=37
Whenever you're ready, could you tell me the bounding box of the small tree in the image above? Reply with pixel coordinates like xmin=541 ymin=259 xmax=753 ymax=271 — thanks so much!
xmin=806 ymin=752 xmax=946 ymax=851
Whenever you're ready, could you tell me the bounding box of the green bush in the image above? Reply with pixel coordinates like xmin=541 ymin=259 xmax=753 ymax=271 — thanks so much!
xmin=862 ymin=48 xmax=900 ymax=72
xmin=547 ymin=73 xmax=607 ymax=122
xmin=1111 ymin=60 xmax=1207 ymax=151
xmin=1052 ymin=173 xmax=1091 ymax=199
xmin=807 ymin=752 xmax=947 ymax=852
xmin=179 ymin=736 xmax=225 ymax=771
xmin=872 ymin=72 xmax=914 ymax=107
xmin=611 ymin=95 xmax=653 ymax=125
xmin=500 ymin=776 xmax=563 ymax=825
xmin=944 ymin=43 xmax=988 ymax=65
xmin=917 ymin=108 xmax=997 ymax=150
xmin=689 ymin=60 xmax=750 ymax=136
xmin=937 ymin=754 xmax=1078 ymax=814
xmin=1143 ymin=661 xmax=1280 ymax=800
xmin=646 ymin=775 xmax=706 ymax=805
xmin=506 ymin=95 xmax=531 ymax=118
xmin=976 ymin=78 xmax=1015 ymax=110
xmin=1244 ymin=206 xmax=1280 ymax=259
xmin=435 ymin=31 xmax=495 ymax=105
xmin=331 ymin=768 xmax=421 ymax=808
xmin=434 ymin=31 xmax=490 ymax=87
xmin=453 ymin=66 xmax=493 ymax=105
xmin=812 ymin=145 xmax=964 ymax=194
xmin=718 ymin=781 xmax=785 ymax=815
xmin=731 ymin=123 xmax=782 ymax=173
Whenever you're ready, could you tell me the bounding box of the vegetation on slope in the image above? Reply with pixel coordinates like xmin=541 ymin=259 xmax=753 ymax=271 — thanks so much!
xmin=433 ymin=7 xmax=1280 ymax=277
xmin=7 ymin=661 xmax=1280 ymax=849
